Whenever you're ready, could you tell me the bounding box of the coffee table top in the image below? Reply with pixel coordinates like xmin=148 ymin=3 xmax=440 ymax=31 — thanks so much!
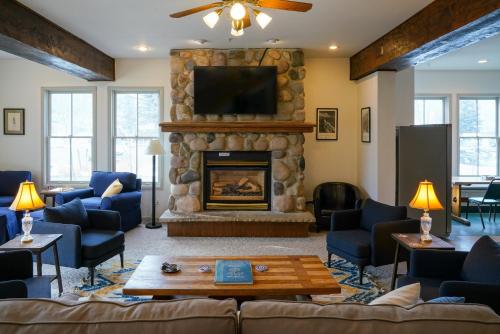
xmin=123 ymin=255 xmax=341 ymax=297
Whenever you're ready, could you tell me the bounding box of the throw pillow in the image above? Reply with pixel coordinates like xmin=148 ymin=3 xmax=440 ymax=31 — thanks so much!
xmin=368 ymin=283 xmax=420 ymax=307
xmin=428 ymin=296 xmax=465 ymax=303
xmin=461 ymin=236 xmax=500 ymax=284
xmin=43 ymin=197 xmax=89 ymax=229
xmin=101 ymin=179 xmax=123 ymax=198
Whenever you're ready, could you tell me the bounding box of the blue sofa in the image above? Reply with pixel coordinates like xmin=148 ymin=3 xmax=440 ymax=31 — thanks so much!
xmin=55 ymin=171 xmax=142 ymax=231
xmin=0 ymin=171 xmax=32 ymax=208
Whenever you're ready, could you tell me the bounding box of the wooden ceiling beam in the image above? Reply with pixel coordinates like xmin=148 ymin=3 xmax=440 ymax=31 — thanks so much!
xmin=350 ymin=0 xmax=500 ymax=81
xmin=0 ymin=0 xmax=115 ymax=81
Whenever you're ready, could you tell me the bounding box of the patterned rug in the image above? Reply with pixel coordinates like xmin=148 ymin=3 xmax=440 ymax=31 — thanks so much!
xmin=74 ymin=257 xmax=384 ymax=304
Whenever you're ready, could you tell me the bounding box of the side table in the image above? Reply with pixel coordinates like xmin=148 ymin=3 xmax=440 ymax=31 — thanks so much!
xmin=390 ymin=233 xmax=455 ymax=290
xmin=39 ymin=187 xmax=74 ymax=207
xmin=0 ymin=234 xmax=63 ymax=295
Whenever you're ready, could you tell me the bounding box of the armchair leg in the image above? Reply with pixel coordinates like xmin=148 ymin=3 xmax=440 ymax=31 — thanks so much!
xmin=327 ymin=253 xmax=332 ymax=268
xmin=120 ymin=252 xmax=124 ymax=268
xmin=89 ymin=267 xmax=95 ymax=286
xmin=477 ymin=204 xmax=485 ymax=229
xmin=358 ymin=265 xmax=365 ymax=285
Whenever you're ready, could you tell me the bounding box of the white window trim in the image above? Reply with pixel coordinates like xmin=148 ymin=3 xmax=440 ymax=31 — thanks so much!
xmin=457 ymin=94 xmax=500 ymax=177
xmin=109 ymin=87 xmax=164 ymax=189
xmin=414 ymin=95 xmax=450 ymax=125
xmin=42 ymin=87 xmax=97 ymax=187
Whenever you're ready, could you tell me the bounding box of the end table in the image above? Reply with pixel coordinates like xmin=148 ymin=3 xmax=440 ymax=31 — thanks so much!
xmin=390 ymin=233 xmax=455 ymax=290
xmin=39 ymin=187 xmax=74 ymax=207
xmin=0 ymin=234 xmax=63 ymax=295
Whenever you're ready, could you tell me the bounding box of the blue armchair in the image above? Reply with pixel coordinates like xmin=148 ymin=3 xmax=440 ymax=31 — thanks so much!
xmin=0 ymin=170 xmax=32 ymax=208
xmin=55 ymin=171 xmax=142 ymax=231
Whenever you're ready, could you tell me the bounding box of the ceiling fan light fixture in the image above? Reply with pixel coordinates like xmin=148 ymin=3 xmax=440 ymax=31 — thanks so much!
xmin=231 ymin=19 xmax=245 ymax=31
xmin=255 ymin=10 xmax=272 ymax=29
xmin=203 ymin=10 xmax=222 ymax=29
xmin=230 ymin=2 xmax=246 ymax=20
xmin=231 ymin=28 xmax=244 ymax=37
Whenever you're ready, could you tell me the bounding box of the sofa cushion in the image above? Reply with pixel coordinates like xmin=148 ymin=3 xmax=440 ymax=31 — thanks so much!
xmin=0 ymin=196 xmax=14 ymax=208
xmin=360 ymin=198 xmax=406 ymax=231
xmin=0 ymin=207 xmax=20 ymax=241
xmin=81 ymin=197 xmax=102 ymax=210
xmin=0 ymin=298 xmax=238 ymax=334
xmin=43 ymin=198 xmax=89 ymax=229
xmin=428 ymin=296 xmax=466 ymax=303
xmin=24 ymin=276 xmax=52 ymax=299
xmin=90 ymin=171 xmax=137 ymax=197
xmin=81 ymin=229 xmax=125 ymax=260
xmin=369 ymin=283 xmax=420 ymax=307
xmin=0 ymin=171 xmax=32 ymax=196
xmin=461 ymin=236 xmax=500 ymax=284
xmin=327 ymin=229 xmax=371 ymax=258
xmin=397 ymin=275 xmax=442 ymax=301
xmin=101 ymin=179 xmax=123 ymax=198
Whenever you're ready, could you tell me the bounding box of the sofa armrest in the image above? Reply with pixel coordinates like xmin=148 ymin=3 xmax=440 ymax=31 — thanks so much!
xmin=330 ymin=209 xmax=362 ymax=231
xmin=0 ymin=280 xmax=27 ymax=299
xmin=100 ymin=191 xmax=142 ymax=211
xmin=371 ymin=219 xmax=420 ymax=266
xmin=0 ymin=251 xmax=33 ymax=280
xmin=440 ymin=281 xmax=500 ymax=314
xmin=409 ymin=249 xmax=468 ymax=280
xmin=55 ymin=188 xmax=94 ymax=205
xmin=87 ymin=209 xmax=122 ymax=231
xmin=31 ymin=221 xmax=82 ymax=268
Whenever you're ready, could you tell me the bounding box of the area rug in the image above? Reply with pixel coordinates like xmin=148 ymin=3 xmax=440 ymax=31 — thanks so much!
xmin=74 ymin=257 xmax=384 ymax=304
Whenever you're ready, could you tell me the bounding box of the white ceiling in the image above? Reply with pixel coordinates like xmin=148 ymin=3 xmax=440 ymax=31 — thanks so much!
xmin=4 ymin=0 xmax=433 ymax=59
xmin=417 ymin=33 xmax=500 ymax=70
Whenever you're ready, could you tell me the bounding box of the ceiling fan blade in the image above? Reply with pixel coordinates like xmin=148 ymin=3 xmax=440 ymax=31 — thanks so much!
xmin=170 ymin=2 xmax=224 ymax=18
xmin=243 ymin=11 xmax=252 ymax=28
xmin=257 ymin=0 xmax=312 ymax=12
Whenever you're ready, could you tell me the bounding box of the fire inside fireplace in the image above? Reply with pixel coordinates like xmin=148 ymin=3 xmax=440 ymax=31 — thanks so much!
xmin=203 ymin=151 xmax=271 ymax=210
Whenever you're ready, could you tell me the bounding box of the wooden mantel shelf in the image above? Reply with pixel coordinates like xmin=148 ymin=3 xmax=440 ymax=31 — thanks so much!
xmin=160 ymin=121 xmax=315 ymax=133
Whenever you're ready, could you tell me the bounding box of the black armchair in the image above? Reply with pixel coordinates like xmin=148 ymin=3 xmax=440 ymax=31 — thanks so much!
xmin=397 ymin=236 xmax=500 ymax=314
xmin=0 ymin=250 xmax=51 ymax=299
xmin=326 ymin=198 xmax=420 ymax=284
xmin=32 ymin=207 xmax=125 ymax=286
xmin=313 ymin=182 xmax=361 ymax=232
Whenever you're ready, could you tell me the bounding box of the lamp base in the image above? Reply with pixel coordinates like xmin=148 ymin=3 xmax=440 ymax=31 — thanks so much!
xmin=21 ymin=235 xmax=33 ymax=243
xmin=145 ymin=222 xmax=162 ymax=229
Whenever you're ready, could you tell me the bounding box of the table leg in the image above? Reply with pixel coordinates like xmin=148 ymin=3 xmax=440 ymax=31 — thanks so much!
xmin=53 ymin=243 xmax=63 ymax=295
xmin=452 ymin=183 xmax=471 ymax=226
xmin=390 ymin=243 xmax=401 ymax=290
xmin=36 ymin=253 xmax=42 ymax=276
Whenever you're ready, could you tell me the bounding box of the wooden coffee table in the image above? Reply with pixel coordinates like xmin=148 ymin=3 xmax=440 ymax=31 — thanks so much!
xmin=123 ymin=255 xmax=341 ymax=299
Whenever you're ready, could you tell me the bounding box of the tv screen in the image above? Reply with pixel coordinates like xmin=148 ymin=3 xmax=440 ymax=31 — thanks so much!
xmin=194 ymin=66 xmax=277 ymax=115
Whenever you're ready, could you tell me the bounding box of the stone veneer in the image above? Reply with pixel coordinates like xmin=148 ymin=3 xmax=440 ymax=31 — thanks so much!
xmin=168 ymin=48 xmax=307 ymax=214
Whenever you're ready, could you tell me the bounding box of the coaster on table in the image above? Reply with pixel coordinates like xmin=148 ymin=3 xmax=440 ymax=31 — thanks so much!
xmin=198 ymin=264 xmax=211 ymax=273
xmin=255 ymin=265 xmax=268 ymax=272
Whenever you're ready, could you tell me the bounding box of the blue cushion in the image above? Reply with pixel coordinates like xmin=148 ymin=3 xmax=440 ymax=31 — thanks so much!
xmin=327 ymin=229 xmax=371 ymax=258
xmin=24 ymin=276 xmax=52 ymax=298
xmin=360 ymin=199 xmax=406 ymax=231
xmin=43 ymin=198 xmax=89 ymax=229
xmin=81 ymin=229 xmax=125 ymax=260
xmin=81 ymin=197 xmax=102 ymax=210
xmin=428 ymin=296 xmax=466 ymax=303
xmin=0 ymin=171 xmax=32 ymax=196
xmin=0 ymin=196 xmax=14 ymax=207
xmin=461 ymin=236 xmax=500 ymax=284
xmin=89 ymin=171 xmax=137 ymax=197
xmin=0 ymin=207 xmax=20 ymax=241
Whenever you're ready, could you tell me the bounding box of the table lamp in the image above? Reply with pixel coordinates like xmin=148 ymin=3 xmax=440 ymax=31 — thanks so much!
xmin=9 ymin=181 xmax=45 ymax=243
xmin=145 ymin=139 xmax=165 ymax=229
xmin=409 ymin=180 xmax=443 ymax=242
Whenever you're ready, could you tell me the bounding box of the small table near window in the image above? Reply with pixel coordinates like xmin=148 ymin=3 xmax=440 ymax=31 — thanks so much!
xmin=390 ymin=233 xmax=455 ymax=290
xmin=451 ymin=176 xmax=493 ymax=226
xmin=39 ymin=187 xmax=74 ymax=207
xmin=0 ymin=234 xmax=63 ymax=295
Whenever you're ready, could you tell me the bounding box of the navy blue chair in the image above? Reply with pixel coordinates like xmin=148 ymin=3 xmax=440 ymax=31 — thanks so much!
xmin=32 ymin=199 xmax=125 ymax=286
xmin=397 ymin=236 xmax=500 ymax=314
xmin=0 ymin=208 xmax=20 ymax=245
xmin=0 ymin=171 xmax=32 ymax=208
xmin=55 ymin=171 xmax=142 ymax=231
xmin=327 ymin=198 xmax=420 ymax=284
xmin=0 ymin=250 xmax=51 ymax=299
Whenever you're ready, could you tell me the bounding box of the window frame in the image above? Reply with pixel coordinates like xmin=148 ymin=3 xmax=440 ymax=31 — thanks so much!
xmin=457 ymin=95 xmax=500 ymax=177
xmin=42 ymin=87 xmax=97 ymax=187
xmin=109 ymin=87 xmax=164 ymax=189
xmin=414 ymin=95 xmax=449 ymax=125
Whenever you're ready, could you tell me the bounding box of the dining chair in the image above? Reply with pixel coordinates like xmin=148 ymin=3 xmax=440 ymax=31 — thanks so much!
xmin=467 ymin=178 xmax=500 ymax=229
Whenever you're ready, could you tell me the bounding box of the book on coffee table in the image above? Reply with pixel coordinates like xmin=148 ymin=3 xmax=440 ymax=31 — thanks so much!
xmin=214 ymin=260 xmax=253 ymax=285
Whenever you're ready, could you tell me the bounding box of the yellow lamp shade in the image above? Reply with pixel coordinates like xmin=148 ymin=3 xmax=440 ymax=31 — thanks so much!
xmin=9 ymin=181 xmax=45 ymax=211
xmin=409 ymin=180 xmax=444 ymax=211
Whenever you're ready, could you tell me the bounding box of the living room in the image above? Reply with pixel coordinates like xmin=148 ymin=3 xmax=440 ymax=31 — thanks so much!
xmin=0 ymin=0 xmax=499 ymax=332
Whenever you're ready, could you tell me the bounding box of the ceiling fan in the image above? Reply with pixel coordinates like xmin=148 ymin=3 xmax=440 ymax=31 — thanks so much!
xmin=170 ymin=0 xmax=313 ymax=37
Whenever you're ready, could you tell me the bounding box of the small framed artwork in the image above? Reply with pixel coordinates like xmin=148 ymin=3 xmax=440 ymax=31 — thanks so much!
xmin=361 ymin=107 xmax=371 ymax=143
xmin=316 ymin=108 xmax=338 ymax=141
xmin=3 ymin=108 xmax=25 ymax=135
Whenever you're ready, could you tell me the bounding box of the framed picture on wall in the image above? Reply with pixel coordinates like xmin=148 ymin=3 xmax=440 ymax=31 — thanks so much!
xmin=361 ymin=107 xmax=371 ymax=143
xmin=3 ymin=108 xmax=25 ymax=135
xmin=316 ymin=108 xmax=338 ymax=141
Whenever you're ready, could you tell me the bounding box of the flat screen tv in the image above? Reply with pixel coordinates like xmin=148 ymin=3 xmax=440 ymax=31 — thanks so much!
xmin=194 ymin=66 xmax=277 ymax=115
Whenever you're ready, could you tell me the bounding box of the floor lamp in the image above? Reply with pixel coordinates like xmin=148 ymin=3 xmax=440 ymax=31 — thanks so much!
xmin=145 ymin=139 xmax=165 ymax=229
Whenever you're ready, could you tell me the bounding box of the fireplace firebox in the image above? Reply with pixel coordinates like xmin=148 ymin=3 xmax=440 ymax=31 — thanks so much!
xmin=203 ymin=151 xmax=271 ymax=211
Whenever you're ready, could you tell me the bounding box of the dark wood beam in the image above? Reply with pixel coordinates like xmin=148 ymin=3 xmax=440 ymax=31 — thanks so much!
xmin=0 ymin=0 xmax=115 ymax=81
xmin=350 ymin=0 xmax=500 ymax=81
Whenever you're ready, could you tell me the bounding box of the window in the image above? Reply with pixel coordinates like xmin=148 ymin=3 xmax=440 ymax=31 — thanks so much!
xmin=414 ymin=97 xmax=447 ymax=125
xmin=459 ymin=97 xmax=498 ymax=176
xmin=43 ymin=89 xmax=96 ymax=184
xmin=111 ymin=89 xmax=162 ymax=184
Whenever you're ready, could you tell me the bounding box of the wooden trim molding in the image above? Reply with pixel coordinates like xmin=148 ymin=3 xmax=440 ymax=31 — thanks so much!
xmin=160 ymin=121 xmax=316 ymax=133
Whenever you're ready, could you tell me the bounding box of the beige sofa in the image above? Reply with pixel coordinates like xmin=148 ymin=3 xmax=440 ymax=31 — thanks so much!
xmin=0 ymin=298 xmax=499 ymax=334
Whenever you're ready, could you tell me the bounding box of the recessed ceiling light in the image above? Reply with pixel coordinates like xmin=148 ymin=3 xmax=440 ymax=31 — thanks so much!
xmin=329 ymin=44 xmax=339 ymax=50
xmin=266 ymin=38 xmax=280 ymax=44
xmin=193 ymin=39 xmax=208 ymax=45
xmin=478 ymin=59 xmax=488 ymax=64
xmin=135 ymin=45 xmax=150 ymax=52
